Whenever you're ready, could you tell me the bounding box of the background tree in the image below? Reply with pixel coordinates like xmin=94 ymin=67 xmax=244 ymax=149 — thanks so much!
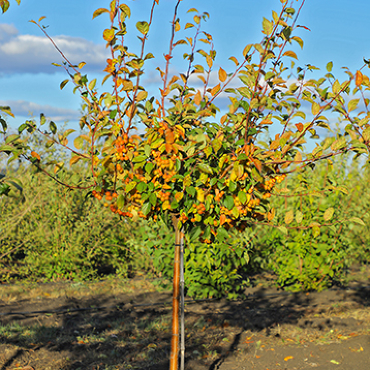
xmin=2 ymin=0 xmax=370 ymax=369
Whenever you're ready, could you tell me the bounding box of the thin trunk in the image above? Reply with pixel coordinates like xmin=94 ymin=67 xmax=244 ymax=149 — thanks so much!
xmin=169 ymin=218 xmax=181 ymax=370
xmin=180 ymin=230 xmax=185 ymax=370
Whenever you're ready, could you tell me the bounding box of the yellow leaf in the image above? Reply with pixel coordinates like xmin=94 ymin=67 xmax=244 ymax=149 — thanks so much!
xmin=285 ymin=210 xmax=294 ymax=225
xmin=103 ymin=28 xmax=115 ymax=42
xmin=175 ymin=21 xmax=180 ymax=32
xmin=311 ymin=102 xmax=321 ymax=116
xmin=229 ymin=56 xmax=239 ymax=66
xmin=284 ymin=356 xmax=294 ymax=361
xmin=218 ymin=67 xmax=227 ymax=83
xmin=294 ymin=151 xmax=302 ymax=163
xmin=197 ymin=188 xmax=205 ymax=203
xmin=70 ymin=155 xmax=83 ymax=165
xmin=122 ymin=79 xmax=133 ymax=91
xmin=54 ymin=162 xmax=64 ymax=174
xmin=92 ymin=8 xmax=109 ymax=19
xmin=323 ymin=207 xmax=334 ymax=221
xmin=267 ymin=208 xmax=275 ymax=221
xmin=136 ymin=90 xmax=148 ymax=102
xmin=295 ymin=210 xmax=303 ymax=224
xmin=175 ymin=192 xmax=184 ymax=202
xmin=282 ymin=51 xmax=298 ymax=60
xmin=162 ymin=200 xmax=171 ymax=210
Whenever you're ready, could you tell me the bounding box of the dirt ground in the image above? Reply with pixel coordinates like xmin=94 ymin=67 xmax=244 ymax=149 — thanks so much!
xmin=0 ymin=269 xmax=370 ymax=370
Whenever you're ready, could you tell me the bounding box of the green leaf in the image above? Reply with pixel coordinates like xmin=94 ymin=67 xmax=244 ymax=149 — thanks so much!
xmin=0 ymin=144 xmax=17 ymax=153
xmin=238 ymin=191 xmax=247 ymax=204
xmin=189 ymin=226 xmax=202 ymax=241
xmin=126 ymin=181 xmax=137 ymax=193
xmin=295 ymin=210 xmax=303 ymax=224
xmin=0 ymin=183 xmax=10 ymax=196
xmin=142 ymin=202 xmax=152 ymax=216
xmin=50 ymin=121 xmax=57 ymax=134
xmin=18 ymin=123 xmax=28 ymax=133
xmin=0 ymin=0 xmax=10 ymax=14
xmin=312 ymin=226 xmax=320 ymax=238
xmin=224 ymin=195 xmax=234 ymax=210
xmin=117 ymin=194 xmax=124 ymax=209
xmin=198 ymin=163 xmax=213 ymax=174
xmin=326 ymin=61 xmax=333 ymax=72
xmin=137 ymin=182 xmax=147 ymax=193
xmin=5 ymin=134 xmax=20 ymax=144
xmin=349 ymin=217 xmax=365 ymax=226
xmin=278 ymin=225 xmax=288 ymax=235
xmin=186 ymin=186 xmax=196 ymax=197
xmin=145 ymin=161 xmax=154 ymax=174
xmin=229 ymin=181 xmax=237 ymax=192
xmin=132 ymin=155 xmax=147 ymax=163
xmin=149 ymin=193 xmax=157 ymax=206
xmin=216 ymin=227 xmax=229 ymax=242
xmin=0 ymin=118 xmax=7 ymax=133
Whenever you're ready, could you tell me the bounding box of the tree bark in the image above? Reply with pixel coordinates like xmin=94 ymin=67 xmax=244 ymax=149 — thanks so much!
xmin=169 ymin=217 xmax=181 ymax=370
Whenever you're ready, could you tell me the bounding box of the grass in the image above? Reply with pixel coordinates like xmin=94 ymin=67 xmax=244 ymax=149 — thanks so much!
xmin=0 ymin=277 xmax=169 ymax=304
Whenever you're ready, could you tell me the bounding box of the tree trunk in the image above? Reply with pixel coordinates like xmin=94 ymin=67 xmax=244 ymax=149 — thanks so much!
xmin=169 ymin=217 xmax=181 ymax=370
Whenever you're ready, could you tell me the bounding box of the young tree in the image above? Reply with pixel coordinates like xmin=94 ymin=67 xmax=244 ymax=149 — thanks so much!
xmin=2 ymin=0 xmax=370 ymax=369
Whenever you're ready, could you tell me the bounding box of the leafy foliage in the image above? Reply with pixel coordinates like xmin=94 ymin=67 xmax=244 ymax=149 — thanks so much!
xmin=3 ymin=0 xmax=370 ymax=239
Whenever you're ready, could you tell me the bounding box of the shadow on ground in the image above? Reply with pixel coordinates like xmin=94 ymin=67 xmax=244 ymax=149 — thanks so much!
xmin=1 ymin=282 xmax=370 ymax=370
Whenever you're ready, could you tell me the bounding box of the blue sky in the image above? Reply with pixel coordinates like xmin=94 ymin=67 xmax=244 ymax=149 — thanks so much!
xmin=1 ymin=0 xmax=369 ymax=132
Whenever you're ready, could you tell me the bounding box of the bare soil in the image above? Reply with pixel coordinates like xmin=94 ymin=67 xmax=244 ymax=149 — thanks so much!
xmin=0 ymin=268 xmax=370 ymax=370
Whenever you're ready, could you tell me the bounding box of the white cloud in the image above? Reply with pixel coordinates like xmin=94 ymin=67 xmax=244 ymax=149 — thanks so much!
xmin=0 ymin=100 xmax=80 ymax=122
xmin=0 ymin=24 xmax=109 ymax=74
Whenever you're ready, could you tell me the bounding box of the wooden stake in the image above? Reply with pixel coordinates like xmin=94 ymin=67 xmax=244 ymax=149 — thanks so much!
xmin=169 ymin=217 xmax=181 ymax=370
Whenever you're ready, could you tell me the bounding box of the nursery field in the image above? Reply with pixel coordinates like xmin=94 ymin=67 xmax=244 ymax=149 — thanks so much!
xmin=1 ymin=151 xmax=370 ymax=370
xmin=0 ymin=267 xmax=370 ymax=370
xmin=2 ymin=1 xmax=370 ymax=369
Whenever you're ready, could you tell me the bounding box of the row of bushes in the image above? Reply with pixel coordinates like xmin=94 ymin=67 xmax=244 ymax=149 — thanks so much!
xmin=1 ymin=150 xmax=369 ymax=297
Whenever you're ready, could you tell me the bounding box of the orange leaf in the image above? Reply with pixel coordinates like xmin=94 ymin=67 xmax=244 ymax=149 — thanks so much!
xmin=295 ymin=122 xmax=304 ymax=132
xmin=194 ymin=90 xmax=202 ymax=105
xmin=210 ymin=83 xmax=221 ymax=96
xmin=31 ymin=151 xmax=41 ymax=161
xmin=165 ymin=128 xmax=175 ymax=144
xmin=218 ymin=67 xmax=227 ymax=82
xmin=220 ymin=214 xmax=227 ymax=226
xmin=251 ymin=157 xmax=262 ymax=173
xmin=355 ymin=70 xmax=363 ymax=87
xmin=165 ymin=143 xmax=173 ymax=153
xmin=284 ymin=356 xmax=294 ymax=361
